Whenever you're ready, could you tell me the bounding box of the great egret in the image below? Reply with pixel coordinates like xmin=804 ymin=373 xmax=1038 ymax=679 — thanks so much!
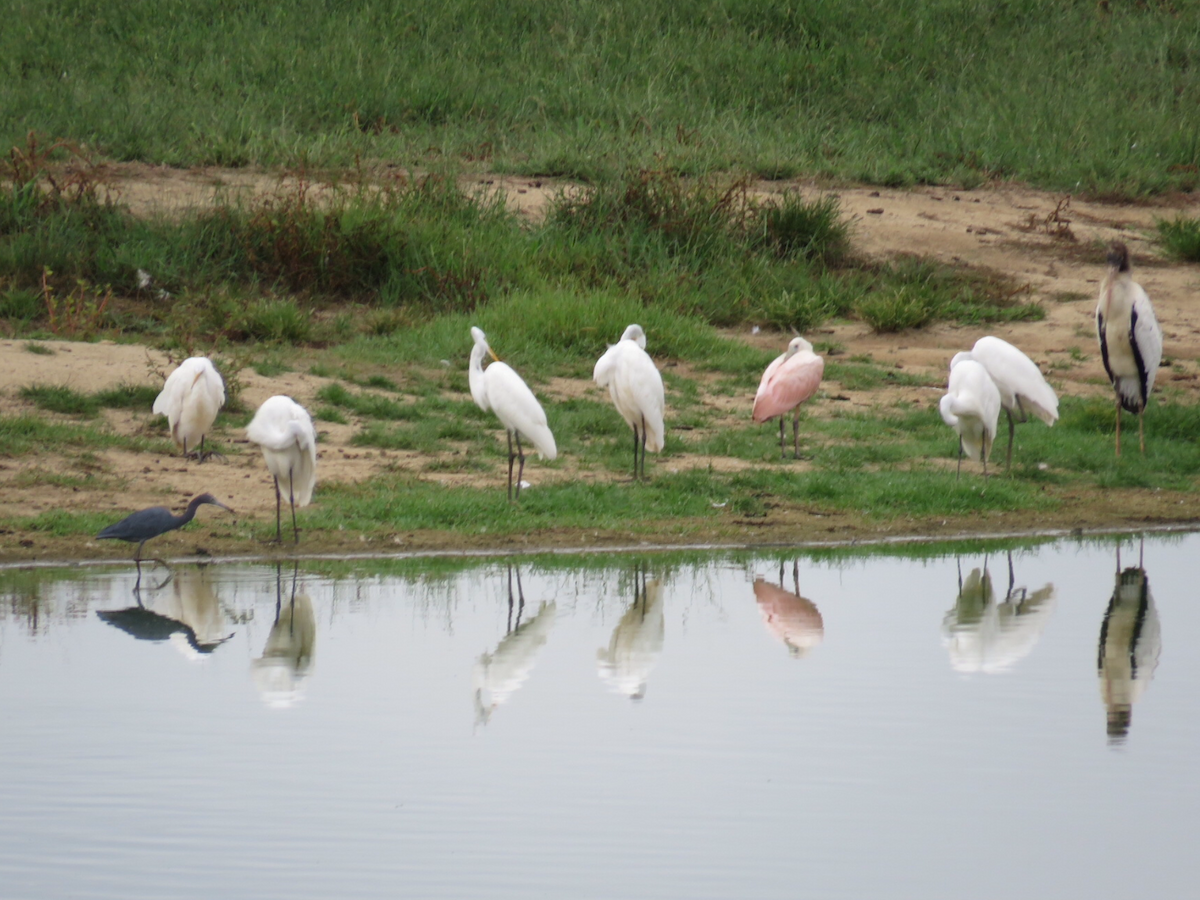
xmin=96 ymin=493 xmax=233 ymax=581
xmin=469 ymin=326 xmax=557 ymax=500
xmin=1096 ymin=241 xmax=1162 ymax=456
xmin=246 ymin=395 xmax=317 ymax=544
xmin=597 ymin=566 xmax=664 ymax=700
xmin=593 ymin=324 xmax=666 ymax=479
xmin=1098 ymin=543 xmax=1160 ymax=745
xmin=951 ymin=336 xmax=1058 ymax=471
xmin=940 ymin=357 xmax=1001 ymax=477
xmin=253 ymin=565 xmax=316 ymax=709
xmin=752 ymin=336 xmax=824 ymax=459
xmin=153 ymin=356 xmax=226 ymax=462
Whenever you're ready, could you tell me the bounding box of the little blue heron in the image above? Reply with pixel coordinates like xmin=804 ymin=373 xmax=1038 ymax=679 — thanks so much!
xmin=97 ymin=493 xmax=233 ymax=576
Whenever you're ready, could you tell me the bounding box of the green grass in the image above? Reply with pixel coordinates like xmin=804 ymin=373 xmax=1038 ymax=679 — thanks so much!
xmin=1157 ymin=215 xmax=1200 ymax=262
xmin=0 ymin=415 xmax=171 ymax=455
xmin=18 ymin=382 xmax=160 ymax=416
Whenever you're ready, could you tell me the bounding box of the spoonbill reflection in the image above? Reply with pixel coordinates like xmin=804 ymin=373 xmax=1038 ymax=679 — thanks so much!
xmin=597 ymin=567 xmax=664 ymax=700
xmin=473 ymin=566 xmax=557 ymax=725
xmin=252 ymin=564 xmax=316 ymax=709
xmin=1098 ymin=542 xmax=1161 ymax=745
xmin=753 ymin=560 xmax=824 ymax=658
xmin=96 ymin=565 xmax=233 ymax=658
xmin=941 ymin=553 xmax=1055 ymax=674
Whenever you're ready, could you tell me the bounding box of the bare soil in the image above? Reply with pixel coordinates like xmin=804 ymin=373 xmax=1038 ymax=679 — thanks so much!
xmin=2 ymin=167 xmax=1199 ymax=563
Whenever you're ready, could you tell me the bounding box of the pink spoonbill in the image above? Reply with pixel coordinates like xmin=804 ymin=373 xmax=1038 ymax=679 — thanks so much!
xmin=752 ymin=336 xmax=824 ymax=459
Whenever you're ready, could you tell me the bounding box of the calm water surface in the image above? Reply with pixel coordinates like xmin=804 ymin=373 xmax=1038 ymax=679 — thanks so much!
xmin=1 ymin=534 xmax=1197 ymax=899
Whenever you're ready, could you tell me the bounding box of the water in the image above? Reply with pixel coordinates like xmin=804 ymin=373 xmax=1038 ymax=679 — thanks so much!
xmin=1 ymin=534 xmax=1197 ymax=900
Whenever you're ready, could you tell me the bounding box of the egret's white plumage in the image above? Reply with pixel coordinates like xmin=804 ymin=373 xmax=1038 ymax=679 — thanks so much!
xmin=246 ymin=395 xmax=317 ymax=543
xmin=469 ymin=326 xmax=556 ymax=499
xmin=473 ymin=600 xmax=557 ymax=725
xmin=153 ymin=356 xmax=225 ymax=461
xmin=597 ymin=573 xmax=664 ymax=700
xmin=253 ymin=590 xmax=316 ymax=709
xmin=1096 ymin=241 xmax=1162 ymax=455
xmin=752 ymin=336 xmax=824 ymax=459
xmin=593 ymin=324 xmax=666 ymax=478
xmin=951 ymin=336 xmax=1057 ymax=470
xmin=942 ymin=561 xmax=1055 ymax=675
xmin=940 ymin=357 xmax=1001 ymax=476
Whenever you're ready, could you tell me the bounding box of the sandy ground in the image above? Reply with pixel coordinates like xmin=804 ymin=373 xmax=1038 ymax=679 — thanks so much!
xmin=2 ymin=166 xmax=1199 ymax=561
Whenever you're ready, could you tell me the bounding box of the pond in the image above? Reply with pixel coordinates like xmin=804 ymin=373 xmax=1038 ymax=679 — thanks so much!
xmin=0 ymin=533 xmax=1196 ymax=900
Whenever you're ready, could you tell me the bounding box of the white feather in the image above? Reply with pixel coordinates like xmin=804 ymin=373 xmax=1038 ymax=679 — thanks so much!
xmin=153 ymin=357 xmax=225 ymax=452
xmin=940 ymin=359 xmax=1001 ymax=464
xmin=593 ymin=324 xmax=665 ymax=453
xmin=246 ymin=395 xmax=318 ymax=506
xmin=468 ymin=328 xmax=557 ymax=460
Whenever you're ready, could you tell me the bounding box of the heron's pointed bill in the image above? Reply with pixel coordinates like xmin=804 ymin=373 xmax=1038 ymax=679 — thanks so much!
xmin=488 ymin=348 xmax=501 ymax=362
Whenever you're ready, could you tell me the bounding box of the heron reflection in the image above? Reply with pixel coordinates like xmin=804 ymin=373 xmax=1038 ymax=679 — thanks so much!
xmin=753 ymin=560 xmax=823 ymax=658
xmin=597 ymin=566 xmax=664 ymax=700
xmin=252 ymin=563 xmax=316 ymax=709
xmin=473 ymin=565 xmax=556 ymax=725
xmin=1098 ymin=542 xmax=1161 ymax=745
xmin=942 ymin=553 xmax=1055 ymax=674
xmin=96 ymin=565 xmax=233 ymax=658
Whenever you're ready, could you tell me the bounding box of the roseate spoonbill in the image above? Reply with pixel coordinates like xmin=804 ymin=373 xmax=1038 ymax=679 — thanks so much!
xmin=951 ymin=336 xmax=1058 ymax=471
xmin=1098 ymin=542 xmax=1160 ymax=745
xmin=753 ymin=336 xmax=824 ymax=459
xmin=152 ymin=356 xmax=226 ymax=462
xmin=940 ymin=357 xmax=1001 ymax=477
xmin=593 ymin=324 xmax=666 ymax=480
xmin=246 ymin=395 xmax=317 ymax=544
xmin=753 ymin=560 xmax=823 ymax=658
xmin=469 ymin=326 xmax=557 ymax=500
xmin=1096 ymin=241 xmax=1162 ymax=455
xmin=97 ymin=492 xmax=232 ymax=579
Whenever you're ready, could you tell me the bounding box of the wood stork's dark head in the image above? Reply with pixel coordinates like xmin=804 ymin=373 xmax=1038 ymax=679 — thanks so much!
xmin=1106 ymin=241 xmax=1131 ymax=273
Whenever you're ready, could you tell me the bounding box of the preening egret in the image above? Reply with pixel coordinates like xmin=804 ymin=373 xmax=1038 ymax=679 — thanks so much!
xmin=753 ymin=561 xmax=824 ymax=658
xmin=96 ymin=492 xmax=233 ymax=581
xmin=940 ymin=357 xmax=1001 ymax=477
xmin=1096 ymin=241 xmax=1162 ymax=456
xmin=246 ymin=395 xmax=317 ymax=544
xmin=1098 ymin=543 xmax=1160 ymax=745
xmin=951 ymin=336 xmax=1058 ymax=471
xmin=597 ymin=567 xmax=664 ymax=700
xmin=153 ymin=357 xmax=226 ymax=462
xmin=593 ymin=324 xmax=666 ymax=479
xmin=753 ymin=336 xmax=824 ymax=459
xmin=469 ymin=326 xmax=557 ymax=500
xmin=253 ymin=565 xmax=316 ymax=709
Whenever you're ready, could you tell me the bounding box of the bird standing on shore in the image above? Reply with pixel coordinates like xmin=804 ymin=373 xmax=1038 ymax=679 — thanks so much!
xmin=153 ymin=356 xmax=226 ymax=462
xmin=753 ymin=336 xmax=824 ymax=459
xmin=951 ymin=336 xmax=1058 ymax=471
xmin=1096 ymin=241 xmax=1162 ymax=456
xmin=593 ymin=324 xmax=666 ymax=479
xmin=246 ymin=395 xmax=317 ymax=543
xmin=97 ymin=492 xmax=233 ymax=578
xmin=469 ymin=327 xmax=557 ymax=500
xmin=940 ymin=357 xmax=1001 ymax=477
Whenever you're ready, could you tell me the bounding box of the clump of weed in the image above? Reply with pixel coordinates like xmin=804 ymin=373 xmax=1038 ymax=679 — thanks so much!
xmin=18 ymin=384 xmax=99 ymax=416
xmin=235 ymin=298 xmax=313 ymax=343
xmin=753 ymin=193 xmax=851 ymax=267
xmin=94 ymin=383 xmax=159 ymax=409
xmin=1157 ymin=215 xmax=1200 ymax=262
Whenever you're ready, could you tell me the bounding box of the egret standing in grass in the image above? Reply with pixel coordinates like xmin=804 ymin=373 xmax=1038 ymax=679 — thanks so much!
xmin=940 ymin=356 xmax=1002 ymax=478
xmin=1096 ymin=241 xmax=1162 ymax=456
xmin=951 ymin=336 xmax=1058 ymax=471
xmin=593 ymin=324 xmax=666 ymax=480
xmin=246 ymin=395 xmax=317 ymax=544
xmin=97 ymin=492 xmax=232 ymax=581
xmin=469 ymin=326 xmax=557 ymax=501
xmin=153 ymin=356 xmax=226 ymax=462
xmin=752 ymin=336 xmax=825 ymax=459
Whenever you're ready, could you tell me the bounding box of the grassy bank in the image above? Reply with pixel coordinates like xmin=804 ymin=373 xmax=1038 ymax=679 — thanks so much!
xmin=3 ymin=1 xmax=1199 ymax=193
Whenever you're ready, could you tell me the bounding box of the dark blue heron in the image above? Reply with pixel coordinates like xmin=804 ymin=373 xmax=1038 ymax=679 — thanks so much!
xmin=97 ymin=493 xmax=233 ymax=574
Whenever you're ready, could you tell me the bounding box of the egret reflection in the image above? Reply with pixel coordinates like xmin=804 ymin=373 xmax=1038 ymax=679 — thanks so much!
xmin=1098 ymin=543 xmax=1161 ymax=745
xmin=252 ymin=564 xmax=316 ymax=709
xmin=96 ymin=565 xmax=233 ymax=658
xmin=473 ymin=566 xmax=556 ymax=725
xmin=942 ymin=553 xmax=1055 ymax=674
xmin=753 ymin=560 xmax=824 ymax=658
xmin=597 ymin=566 xmax=664 ymax=700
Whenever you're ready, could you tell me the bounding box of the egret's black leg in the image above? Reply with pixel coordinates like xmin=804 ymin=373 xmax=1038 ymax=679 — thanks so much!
xmin=956 ymin=438 xmax=963 ymax=480
xmin=1005 ymin=408 xmax=1015 ymax=473
xmin=631 ymin=423 xmax=639 ymax=480
xmin=514 ymin=566 xmax=526 ymax=624
xmin=505 ymin=564 xmax=514 ymax=633
xmin=288 ymin=469 xmax=299 ymax=545
xmin=514 ymin=433 xmax=527 ymax=500
xmin=506 ymin=431 xmax=516 ymax=502
xmin=274 ymin=475 xmax=283 ymax=542
xmin=639 ymin=415 xmax=648 ymax=479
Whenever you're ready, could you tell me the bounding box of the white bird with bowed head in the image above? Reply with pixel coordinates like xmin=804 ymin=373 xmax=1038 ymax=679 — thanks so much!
xmin=593 ymin=324 xmax=666 ymax=479
xmin=153 ymin=356 xmax=226 ymax=462
xmin=1096 ymin=241 xmax=1162 ymax=456
xmin=246 ymin=395 xmax=317 ymax=543
xmin=940 ymin=356 xmax=1002 ymax=478
xmin=950 ymin=336 xmax=1058 ymax=471
xmin=468 ymin=326 xmax=557 ymax=500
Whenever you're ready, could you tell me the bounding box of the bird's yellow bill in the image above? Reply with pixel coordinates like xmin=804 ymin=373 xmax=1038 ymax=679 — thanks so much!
xmin=488 ymin=349 xmax=501 ymax=362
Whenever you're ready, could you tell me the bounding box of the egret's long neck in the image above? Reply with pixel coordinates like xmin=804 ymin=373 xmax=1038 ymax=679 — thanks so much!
xmin=469 ymin=344 xmax=489 ymax=410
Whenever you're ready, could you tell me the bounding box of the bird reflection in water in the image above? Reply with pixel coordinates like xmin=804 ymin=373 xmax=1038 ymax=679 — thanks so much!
xmin=96 ymin=565 xmax=234 ymax=659
xmin=1098 ymin=541 xmax=1161 ymax=745
xmin=473 ymin=565 xmax=557 ymax=725
xmin=753 ymin=560 xmax=824 ymax=658
xmin=252 ymin=563 xmax=316 ymax=709
xmin=597 ymin=565 xmax=664 ymax=700
xmin=942 ymin=553 xmax=1055 ymax=674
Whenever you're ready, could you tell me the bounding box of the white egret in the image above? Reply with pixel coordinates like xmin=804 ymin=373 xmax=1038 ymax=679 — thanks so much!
xmin=593 ymin=324 xmax=666 ymax=479
xmin=253 ymin=567 xmax=316 ymax=709
xmin=597 ymin=567 xmax=664 ymax=701
xmin=1096 ymin=241 xmax=1162 ymax=455
xmin=940 ymin=357 xmax=1001 ymax=477
xmin=951 ymin=336 xmax=1058 ymax=471
xmin=469 ymin=326 xmax=557 ymax=500
xmin=246 ymin=395 xmax=317 ymax=543
xmin=753 ymin=336 xmax=825 ymax=459
xmin=153 ymin=356 xmax=226 ymax=462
